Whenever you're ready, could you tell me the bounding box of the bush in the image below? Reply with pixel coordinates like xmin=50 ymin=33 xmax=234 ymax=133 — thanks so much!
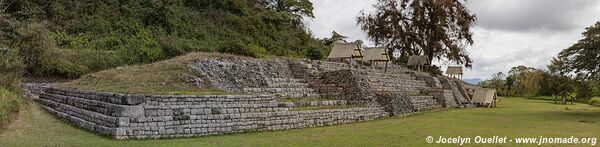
xmin=44 ymin=58 xmax=88 ymax=79
xmin=0 ymin=87 xmax=22 ymax=129
xmin=16 ymin=22 xmax=91 ymax=78
xmin=576 ymin=80 xmax=600 ymax=102
xmin=590 ymin=97 xmax=600 ymax=106
xmin=0 ymin=47 xmax=24 ymax=91
xmin=16 ymin=22 xmax=54 ymax=76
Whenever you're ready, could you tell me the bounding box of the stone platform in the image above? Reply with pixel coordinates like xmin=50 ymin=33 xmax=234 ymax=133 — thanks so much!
xmin=34 ymin=55 xmax=475 ymax=139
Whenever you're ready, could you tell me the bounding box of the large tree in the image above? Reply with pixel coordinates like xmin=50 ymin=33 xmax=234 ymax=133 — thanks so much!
xmin=357 ymin=0 xmax=476 ymax=67
xmin=558 ymin=21 xmax=600 ymax=80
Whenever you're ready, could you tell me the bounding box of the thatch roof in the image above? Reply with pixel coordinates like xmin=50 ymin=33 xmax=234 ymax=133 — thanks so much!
xmin=362 ymin=47 xmax=389 ymax=62
xmin=328 ymin=43 xmax=362 ymax=59
xmin=446 ymin=66 xmax=463 ymax=75
xmin=407 ymin=55 xmax=429 ymax=66
xmin=472 ymin=89 xmax=496 ymax=104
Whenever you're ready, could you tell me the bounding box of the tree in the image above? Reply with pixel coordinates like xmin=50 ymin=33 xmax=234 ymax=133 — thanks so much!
xmin=357 ymin=0 xmax=476 ymax=67
xmin=548 ymin=57 xmax=571 ymax=77
xmin=558 ymin=21 xmax=600 ymax=80
xmin=321 ymin=31 xmax=348 ymax=46
xmin=490 ymin=72 xmax=506 ymax=95
xmin=507 ymin=66 xmax=539 ymax=97
xmin=265 ymin=0 xmax=314 ymax=18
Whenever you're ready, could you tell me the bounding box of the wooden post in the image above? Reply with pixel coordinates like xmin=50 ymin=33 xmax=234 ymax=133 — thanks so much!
xmin=384 ymin=61 xmax=388 ymax=73
xmin=562 ymin=94 xmax=567 ymax=105
xmin=570 ymin=97 xmax=574 ymax=105
xmin=493 ymin=93 xmax=497 ymax=108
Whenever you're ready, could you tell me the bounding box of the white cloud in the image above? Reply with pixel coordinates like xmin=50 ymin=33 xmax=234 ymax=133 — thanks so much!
xmin=306 ymin=0 xmax=600 ymax=80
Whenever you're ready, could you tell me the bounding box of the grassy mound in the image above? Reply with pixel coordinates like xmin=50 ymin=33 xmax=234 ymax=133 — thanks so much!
xmin=57 ymin=52 xmax=238 ymax=95
xmin=0 ymin=87 xmax=22 ymax=131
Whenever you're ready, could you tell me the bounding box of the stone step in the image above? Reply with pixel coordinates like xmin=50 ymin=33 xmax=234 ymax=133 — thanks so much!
xmin=272 ymin=93 xmax=321 ymax=98
xmin=291 ymin=100 xmax=348 ymax=107
xmin=243 ymin=88 xmax=317 ymax=93
xmin=266 ymin=77 xmax=306 ymax=82
xmin=409 ymin=95 xmax=441 ymax=111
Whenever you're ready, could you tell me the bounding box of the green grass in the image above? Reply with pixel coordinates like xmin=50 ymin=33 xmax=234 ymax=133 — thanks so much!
xmin=1 ymin=97 xmax=600 ymax=146
xmin=0 ymin=87 xmax=21 ymax=132
xmin=57 ymin=52 xmax=235 ymax=95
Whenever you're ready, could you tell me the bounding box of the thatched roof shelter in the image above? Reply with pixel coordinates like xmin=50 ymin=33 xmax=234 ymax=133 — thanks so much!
xmin=362 ymin=47 xmax=390 ymax=62
xmin=407 ymin=55 xmax=429 ymax=66
xmin=472 ymin=89 xmax=497 ymax=106
xmin=327 ymin=43 xmax=363 ymax=59
xmin=446 ymin=66 xmax=463 ymax=75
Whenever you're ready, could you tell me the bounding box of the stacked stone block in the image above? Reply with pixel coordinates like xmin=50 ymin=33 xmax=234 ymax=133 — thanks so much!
xmin=38 ymin=88 xmax=388 ymax=139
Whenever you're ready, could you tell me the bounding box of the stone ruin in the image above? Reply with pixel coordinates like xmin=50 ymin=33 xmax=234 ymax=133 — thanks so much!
xmin=34 ymin=56 xmax=474 ymax=139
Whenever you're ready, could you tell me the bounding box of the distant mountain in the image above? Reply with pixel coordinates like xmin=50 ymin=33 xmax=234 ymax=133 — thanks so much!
xmin=463 ymin=78 xmax=483 ymax=85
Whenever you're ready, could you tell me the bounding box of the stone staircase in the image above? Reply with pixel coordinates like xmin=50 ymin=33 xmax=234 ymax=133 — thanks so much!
xmin=410 ymin=95 xmax=442 ymax=111
xmin=365 ymin=72 xmax=442 ymax=111
xmin=440 ymin=77 xmax=471 ymax=105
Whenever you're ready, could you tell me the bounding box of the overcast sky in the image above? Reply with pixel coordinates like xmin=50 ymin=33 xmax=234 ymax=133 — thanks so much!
xmin=304 ymin=0 xmax=600 ymax=80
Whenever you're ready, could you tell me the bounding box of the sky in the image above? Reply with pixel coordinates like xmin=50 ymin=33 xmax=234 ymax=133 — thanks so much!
xmin=304 ymin=0 xmax=600 ymax=80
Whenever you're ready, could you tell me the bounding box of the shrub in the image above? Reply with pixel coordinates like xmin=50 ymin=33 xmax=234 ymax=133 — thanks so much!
xmin=590 ymin=97 xmax=600 ymax=106
xmin=0 ymin=47 xmax=24 ymax=91
xmin=576 ymin=80 xmax=600 ymax=102
xmin=44 ymin=58 xmax=88 ymax=79
xmin=16 ymin=22 xmax=55 ymax=76
xmin=0 ymin=87 xmax=22 ymax=129
xmin=306 ymin=48 xmax=324 ymax=60
xmin=16 ymin=22 xmax=89 ymax=78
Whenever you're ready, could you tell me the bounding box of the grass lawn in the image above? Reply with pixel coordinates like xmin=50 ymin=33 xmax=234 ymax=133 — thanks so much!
xmin=1 ymin=97 xmax=599 ymax=146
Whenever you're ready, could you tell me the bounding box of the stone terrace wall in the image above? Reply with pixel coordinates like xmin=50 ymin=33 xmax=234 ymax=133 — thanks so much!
xmin=317 ymin=69 xmax=378 ymax=106
xmin=188 ymin=57 xmax=320 ymax=99
xmin=39 ymin=88 xmax=388 ymax=139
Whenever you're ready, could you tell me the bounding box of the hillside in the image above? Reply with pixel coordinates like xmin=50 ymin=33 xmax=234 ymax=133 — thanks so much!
xmin=0 ymin=0 xmax=327 ymax=79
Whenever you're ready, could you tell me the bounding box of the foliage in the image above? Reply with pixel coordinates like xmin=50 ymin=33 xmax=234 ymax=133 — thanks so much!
xmin=320 ymin=31 xmax=348 ymax=46
xmin=558 ymin=21 xmax=600 ymax=80
xmin=0 ymin=36 xmax=23 ymax=92
xmin=590 ymin=97 xmax=600 ymax=106
xmin=0 ymin=87 xmax=22 ymax=130
xmin=481 ymin=72 xmax=506 ymax=96
xmin=0 ymin=0 xmax=327 ymax=78
xmin=357 ymin=0 xmax=476 ymax=67
xmin=481 ymin=65 xmax=578 ymax=98
xmin=15 ymin=22 xmax=86 ymax=78
xmin=576 ymin=80 xmax=600 ymax=101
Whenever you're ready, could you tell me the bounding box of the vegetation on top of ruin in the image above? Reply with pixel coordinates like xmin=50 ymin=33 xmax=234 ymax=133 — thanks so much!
xmin=57 ymin=52 xmax=234 ymax=95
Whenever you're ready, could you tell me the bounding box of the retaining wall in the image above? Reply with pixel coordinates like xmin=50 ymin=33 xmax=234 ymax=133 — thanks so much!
xmin=39 ymin=87 xmax=388 ymax=139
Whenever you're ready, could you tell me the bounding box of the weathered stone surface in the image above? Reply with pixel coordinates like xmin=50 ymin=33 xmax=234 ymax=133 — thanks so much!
xmin=38 ymin=88 xmax=388 ymax=139
xmin=34 ymin=56 xmax=477 ymax=139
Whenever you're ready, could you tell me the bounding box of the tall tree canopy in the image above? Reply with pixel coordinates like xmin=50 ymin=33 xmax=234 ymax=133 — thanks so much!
xmin=357 ymin=0 xmax=476 ymax=67
xmin=558 ymin=21 xmax=600 ymax=80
